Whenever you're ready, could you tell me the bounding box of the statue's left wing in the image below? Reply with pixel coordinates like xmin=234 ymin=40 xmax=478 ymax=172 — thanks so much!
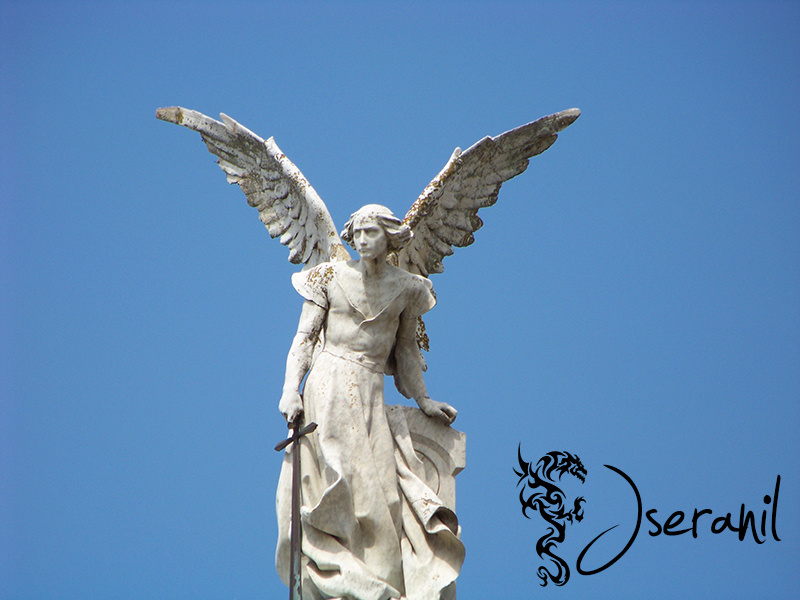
xmin=391 ymin=109 xmax=580 ymax=276
xmin=156 ymin=107 xmax=350 ymax=268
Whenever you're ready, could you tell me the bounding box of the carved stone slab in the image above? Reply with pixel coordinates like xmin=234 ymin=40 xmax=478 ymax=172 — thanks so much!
xmin=386 ymin=405 xmax=466 ymax=510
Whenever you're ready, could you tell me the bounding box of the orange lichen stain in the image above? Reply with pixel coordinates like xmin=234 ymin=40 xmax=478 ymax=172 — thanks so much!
xmin=305 ymin=264 xmax=335 ymax=291
xmin=416 ymin=317 xmax=430 ymax=352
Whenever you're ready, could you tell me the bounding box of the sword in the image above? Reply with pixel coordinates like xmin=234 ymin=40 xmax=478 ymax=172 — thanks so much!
xmin=275 ymin=418 xmax=318 ymax=600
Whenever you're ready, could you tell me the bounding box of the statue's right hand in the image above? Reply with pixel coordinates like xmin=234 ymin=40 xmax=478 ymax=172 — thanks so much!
xmin=279 ymin=390 xmax=303 ymax=425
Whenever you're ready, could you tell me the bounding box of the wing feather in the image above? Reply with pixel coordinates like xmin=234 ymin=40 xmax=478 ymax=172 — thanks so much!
xmin=156 ymin=106 xmax=350 ymax=267
xmin=392 ymin=109 xmax=579 ymax=276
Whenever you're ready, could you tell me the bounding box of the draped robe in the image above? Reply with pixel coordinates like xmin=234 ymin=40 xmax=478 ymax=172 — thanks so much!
xmin=276 ymin=261 xmax=464 ymax=600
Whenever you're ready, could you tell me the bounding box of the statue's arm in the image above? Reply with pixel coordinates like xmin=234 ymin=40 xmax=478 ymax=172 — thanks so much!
xmin=278 ymin=300 xmax=326 ymax=423
xmin=395 ymin=310 xmax=457 ymax=425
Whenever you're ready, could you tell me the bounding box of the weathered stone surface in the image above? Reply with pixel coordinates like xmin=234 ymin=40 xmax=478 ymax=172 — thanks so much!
xmin=158 ymin=107 xmax=579 ymax=599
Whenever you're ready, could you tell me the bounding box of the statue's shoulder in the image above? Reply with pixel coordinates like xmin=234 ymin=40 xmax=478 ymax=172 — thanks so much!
xmin=385 ymin=263 xmax=430 ymax=286
xmin=291 ymin=261 xmax=338 ymax=307
xmin=385 ymin=265 xmax=435 ymax=314
xmin=394 ymin=265 xmax=434 ymax=296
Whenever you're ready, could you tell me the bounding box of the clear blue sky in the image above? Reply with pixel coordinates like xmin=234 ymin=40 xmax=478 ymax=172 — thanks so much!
xmin=2 ymin=1 xmax=799 ymax=598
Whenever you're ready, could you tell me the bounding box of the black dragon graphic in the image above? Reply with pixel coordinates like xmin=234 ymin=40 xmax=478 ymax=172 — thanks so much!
xmin=515 ymin=447 xmax=587 ymax=586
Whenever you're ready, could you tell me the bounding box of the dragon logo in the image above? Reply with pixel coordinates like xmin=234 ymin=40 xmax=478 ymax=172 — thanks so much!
xmin=515 ymin=447 xmax=587 ymax=586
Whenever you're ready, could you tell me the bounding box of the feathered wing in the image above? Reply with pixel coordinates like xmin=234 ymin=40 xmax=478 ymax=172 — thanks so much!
xmin=156 ymin=107 xmax=350 ymax=268
xmin=391 ymin=108 xmax=580 ymax=276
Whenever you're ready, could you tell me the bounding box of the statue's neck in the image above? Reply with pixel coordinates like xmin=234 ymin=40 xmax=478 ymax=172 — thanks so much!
xmin=357 ymin=255 xmax=388 ymax=279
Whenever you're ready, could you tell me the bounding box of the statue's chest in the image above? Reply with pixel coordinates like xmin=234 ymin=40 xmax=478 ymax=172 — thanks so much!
xmin=332 ymin=269 xmax=408 ymax=321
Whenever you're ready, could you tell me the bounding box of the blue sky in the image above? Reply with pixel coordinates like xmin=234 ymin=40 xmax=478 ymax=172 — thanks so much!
xmin=2 ymin=1 xmax=799 ymax=598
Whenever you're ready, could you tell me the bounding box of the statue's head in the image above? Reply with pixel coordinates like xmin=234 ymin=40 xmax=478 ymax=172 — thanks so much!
xmin=341 ymin=205 xmax=413 ymax=254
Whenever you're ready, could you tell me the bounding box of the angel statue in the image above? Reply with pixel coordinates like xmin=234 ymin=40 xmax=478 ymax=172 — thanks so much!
xmin=156 ymin=106 xmax=580 ymax=600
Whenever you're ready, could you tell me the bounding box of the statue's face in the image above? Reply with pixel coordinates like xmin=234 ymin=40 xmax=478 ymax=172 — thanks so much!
xmin=352 ymin=216 xmax=389 ymax=261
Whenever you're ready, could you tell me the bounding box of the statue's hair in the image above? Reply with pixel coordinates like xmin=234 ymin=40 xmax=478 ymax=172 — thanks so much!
xmin=341 ymin=204 xmax=413 ymax=251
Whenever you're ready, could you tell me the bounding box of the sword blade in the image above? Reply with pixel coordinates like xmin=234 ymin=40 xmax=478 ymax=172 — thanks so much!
xmin=290 ymin=418 xmax=302 ymax=600
xmin=274 ymin=418 xmax=317 ymax=600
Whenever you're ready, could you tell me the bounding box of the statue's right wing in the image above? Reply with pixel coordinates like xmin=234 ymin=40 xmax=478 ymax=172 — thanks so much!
xmin=156 ymin=107 xmax=350 ymax=268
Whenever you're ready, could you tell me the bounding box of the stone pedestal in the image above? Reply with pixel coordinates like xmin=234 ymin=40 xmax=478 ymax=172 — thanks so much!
xmin=386 ymin=405 xmax=466 ymax=510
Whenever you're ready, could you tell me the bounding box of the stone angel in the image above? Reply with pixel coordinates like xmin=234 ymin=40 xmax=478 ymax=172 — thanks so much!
xmin=156 ymin=106 xmax=579 ymax=600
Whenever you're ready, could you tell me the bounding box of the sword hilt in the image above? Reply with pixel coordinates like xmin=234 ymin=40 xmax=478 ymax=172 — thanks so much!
xmin=274 ymin=421 xmax=318 ymax=452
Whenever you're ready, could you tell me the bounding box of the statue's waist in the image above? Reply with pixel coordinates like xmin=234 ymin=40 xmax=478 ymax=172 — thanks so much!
xmin=320 ymin=346 xmax=387 ymax=373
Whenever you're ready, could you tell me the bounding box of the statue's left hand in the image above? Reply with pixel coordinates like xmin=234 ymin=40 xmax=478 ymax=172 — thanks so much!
xmin=417 ymin=397 xmax=457 ymax=425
